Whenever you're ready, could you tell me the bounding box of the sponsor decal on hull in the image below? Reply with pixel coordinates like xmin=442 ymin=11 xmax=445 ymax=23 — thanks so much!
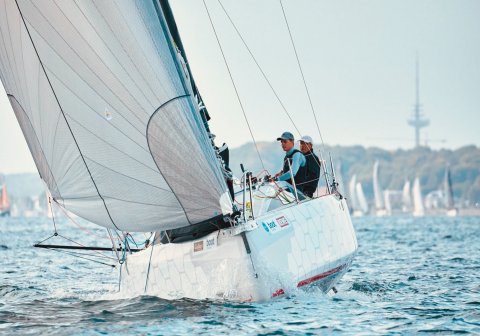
xmin=193 ymin=235 xmax=217 ymax=254
xmin=260 ymin=215 xmax=290 ymax=234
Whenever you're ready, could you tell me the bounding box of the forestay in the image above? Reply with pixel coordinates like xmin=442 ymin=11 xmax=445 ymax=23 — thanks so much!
xmin=0 ymin=0 xmax=231 ymax=231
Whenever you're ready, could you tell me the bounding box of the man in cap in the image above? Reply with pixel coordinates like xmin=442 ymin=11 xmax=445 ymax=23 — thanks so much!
xmin=273 ymin=132 xmax=308 ymax=194
xmin=298 ymin=135 xmax=321 ymax=198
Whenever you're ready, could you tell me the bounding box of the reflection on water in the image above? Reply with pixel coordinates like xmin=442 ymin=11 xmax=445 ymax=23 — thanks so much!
xmin=1 ymin=216 xmax=479 ymax=334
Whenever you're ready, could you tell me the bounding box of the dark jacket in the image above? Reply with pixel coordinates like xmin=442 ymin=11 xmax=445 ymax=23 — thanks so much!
xmin=282 ymin=149 xmax=308 ymax=190
xmin=300 ymin=151 xmax=321 ymax=197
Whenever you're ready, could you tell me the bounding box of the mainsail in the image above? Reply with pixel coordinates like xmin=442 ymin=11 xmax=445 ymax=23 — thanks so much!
xmin=402 ymin=180 xmax=412 ymax=212
xmin=0 ymin=0 xmax=231 ymax=231
xmin=348 ymin=174 xmax=359 ymax=211
xmin=443 ymin=166 xmax=455 ymax=209
xmin=412 ymin=177 xmax=424 ymax=217
xmin=373 ymin=161 xmax=384 ymax=210
xmin=355 ymin=182 xmax=368 ymax=214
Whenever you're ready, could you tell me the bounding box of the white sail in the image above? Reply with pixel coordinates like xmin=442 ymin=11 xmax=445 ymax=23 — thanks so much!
xmin=348 ymin=174 xmax=359 ymax=211
xmin=355 ymin=182 xmax=368 ymax=214
xmin=383 ymin=190 xmax=392 ymax=216
xmin=0 ymin=0 xmax=231 ymax=232
xmin=412 ymin=177 xmax=424 ymax=217
xmin=443 ymin=166 xmax=455 ymax=209
xmin=443 ymin=166 xmax=457 ymax=216
xmin=402 ymin=180 xmax=412 ymax=212
xmin=373 ymin=161 xmax=384 ymax=210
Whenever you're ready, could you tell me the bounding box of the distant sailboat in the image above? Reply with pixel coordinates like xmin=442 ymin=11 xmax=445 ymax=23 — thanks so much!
xmin=373 ymin=161 xmax=387 ymax=217
xmin=0 ymin=182 xmax=11 ymax=217
xmin=348 ymin=175 xmax=362 ymax=216
xmin=383 ymin=190 xmax=392 ymax=216
xmin=444 ymin=166 xmax=457 ymax=217
xmin=412 ymin=177 xmax=424 ymax=217
xmin=355 ymin=182 xmax=369 ymax=215
xmin=402 ymin=180 xmax=412 ymax=213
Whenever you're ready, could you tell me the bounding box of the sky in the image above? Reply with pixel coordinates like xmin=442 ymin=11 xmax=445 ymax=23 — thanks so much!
xmin=1 ymin=0 xmax=480 ymax=173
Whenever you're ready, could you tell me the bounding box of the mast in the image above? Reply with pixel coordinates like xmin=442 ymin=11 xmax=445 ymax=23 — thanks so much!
xmin=157 ymin=0 xmax=211 ymax=130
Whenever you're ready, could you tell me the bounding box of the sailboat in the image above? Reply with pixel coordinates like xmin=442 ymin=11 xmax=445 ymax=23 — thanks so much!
xmin=383 ymin=189 xmax=392 ymax=216
xmin=373 ymin=161 xmax=387 ymax=217
xmin=443 ymin=166 xmax=457 ymax=217
xmin=0 ymin=0 xmax=357 ymax=301
xmin=0 ymin=180 xmax=10 ymax=217
xmin=348 ymin=174 xmax=362 ymax=217
xmin=412 ymin=177 xmax=424 ymax=217
xmin=355 ymin=182 xmax=369 ymax=216
xmin=402 ymin=180 xmax=412 ymax=213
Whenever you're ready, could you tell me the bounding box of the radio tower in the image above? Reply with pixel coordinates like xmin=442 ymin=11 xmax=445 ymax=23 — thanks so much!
xmin=408 ymin=55 xmax=429 ymax=147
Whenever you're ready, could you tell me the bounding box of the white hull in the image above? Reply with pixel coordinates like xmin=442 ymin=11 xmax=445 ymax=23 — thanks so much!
xmin=352 ymin=210 xmax=364 ymax=217
xmin=120 ymin=195 xmax=358 ymax=301
xmin=375 ymin=209 xmax=388 ymax=217
xmin=446 ymin=208 xmax=458 ymax=217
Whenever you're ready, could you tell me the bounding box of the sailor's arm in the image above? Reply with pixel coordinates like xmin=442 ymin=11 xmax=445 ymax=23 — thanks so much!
xmin=277 ymin=152 xmax=305 ymax=181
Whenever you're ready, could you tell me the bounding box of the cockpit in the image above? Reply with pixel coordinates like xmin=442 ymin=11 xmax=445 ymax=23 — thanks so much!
xmin=234 ymin=179 xmax=309 ymax=220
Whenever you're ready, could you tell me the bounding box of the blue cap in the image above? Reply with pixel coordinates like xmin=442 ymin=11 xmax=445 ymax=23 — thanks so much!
xmin=276 ymin=131 xmax=294 ymax=141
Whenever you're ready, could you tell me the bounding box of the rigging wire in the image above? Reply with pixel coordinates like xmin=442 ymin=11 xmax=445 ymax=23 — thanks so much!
xmin=54 ymin=199 xmax=117 ymax=240
xmin=278 ymin=0 xmax=326 ymax=152
xmin=47 ymin=195 xmax=57 ymax=233
xmin=279 ymin=0 xmax=332 ymax=192
xmin=55 ymin=233 xmax=119 ymax=261
xmin=47 ymin=248 xmax=116 ymax=268
xmin=144 ymin=239 xmax=156 ymax=293
xmin=216 ymin=0 xmax=302 ymax=137
xmin=202 ymin=0 xmax=266 ymax=170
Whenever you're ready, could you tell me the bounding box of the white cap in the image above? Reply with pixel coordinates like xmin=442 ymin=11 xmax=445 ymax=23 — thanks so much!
xmin=299 ymin=135 xmax=313 ymax=144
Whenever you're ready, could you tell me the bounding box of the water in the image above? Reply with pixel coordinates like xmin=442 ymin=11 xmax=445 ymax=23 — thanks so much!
xmin=1 ymin=216 xmax=479 ymax=335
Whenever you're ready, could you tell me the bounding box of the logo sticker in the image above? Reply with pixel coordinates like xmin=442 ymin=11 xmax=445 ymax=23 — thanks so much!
xmin=193 ymin=236 xmax=217 ymax=253
xmin=260 ymin=215 xmax=290 ymax=234
xmin=193 ymin=241 xmax=204 ymax=252
xmin=205 ymin=237 xmax=217 ymax=250
xmin=276 ymin=216 xmax=289 ymax=228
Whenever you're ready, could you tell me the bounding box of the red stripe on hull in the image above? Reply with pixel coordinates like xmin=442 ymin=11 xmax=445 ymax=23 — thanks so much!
xmin=272 ymin=288 xmax=285 ymax=297
xmin=297 ymin=263 xmax=348 ymax=288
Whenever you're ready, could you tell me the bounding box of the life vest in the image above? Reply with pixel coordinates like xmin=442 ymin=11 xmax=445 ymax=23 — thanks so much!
xmin=282 ymin=149 xmax=308 ymax=187
xmin=302 ymin=151 xmax=321 ymax=197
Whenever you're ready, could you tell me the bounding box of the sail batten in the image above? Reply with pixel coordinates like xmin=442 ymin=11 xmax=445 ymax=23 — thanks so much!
xmin=0 ymin=0 xmax=231 ymax=231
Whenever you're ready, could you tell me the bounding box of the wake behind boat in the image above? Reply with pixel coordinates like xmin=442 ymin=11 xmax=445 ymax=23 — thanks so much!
xmin=0 ymin=0 xmax=357 ymax=301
